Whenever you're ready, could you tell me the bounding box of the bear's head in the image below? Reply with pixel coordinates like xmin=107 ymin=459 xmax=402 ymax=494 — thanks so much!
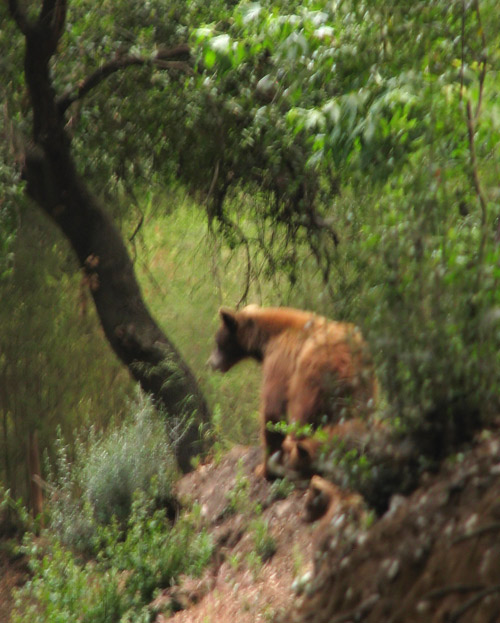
xmin=208 ymin=307 xmax=258 ymax=372
xmin=281 ymin=435 xmax=317 ymax=477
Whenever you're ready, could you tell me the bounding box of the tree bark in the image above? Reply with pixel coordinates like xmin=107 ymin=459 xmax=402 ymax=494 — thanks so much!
xmin=10 ymin=1 xmax=210 ymax=472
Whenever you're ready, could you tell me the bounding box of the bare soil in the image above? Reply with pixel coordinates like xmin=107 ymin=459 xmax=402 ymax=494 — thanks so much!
xmin=153 ymin=445 xmax=318 ymax=623
xmin=0 ymin=545 xmax=28 ymax=623
xmin=291 ymin=427 xmax=500 ymax=623
xmin=155 ymin=429 xmax=500 ymax=623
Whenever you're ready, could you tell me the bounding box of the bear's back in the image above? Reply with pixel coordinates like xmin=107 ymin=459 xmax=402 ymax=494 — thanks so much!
xmin=242 ymin=305 xmax=317 ymax=336
xmin=286 ymin=319 xmax=375 ymax=424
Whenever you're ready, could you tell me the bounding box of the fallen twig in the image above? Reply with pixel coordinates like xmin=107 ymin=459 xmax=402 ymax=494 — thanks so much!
xmin=449 ymin=585 xmax=500 ymax=622
xmin=452 ymin=522 xmax=500 ymax=545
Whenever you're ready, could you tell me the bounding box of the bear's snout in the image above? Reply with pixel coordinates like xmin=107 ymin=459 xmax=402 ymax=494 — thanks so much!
xmin=207 ymin=349 xmax=226 ymax=372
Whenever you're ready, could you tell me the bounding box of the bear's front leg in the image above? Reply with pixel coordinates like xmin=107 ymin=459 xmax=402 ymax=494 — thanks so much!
xmin=255 ymin=421 xmax=287 ymax=479
xmin=256 ymin=361 xmax=290 ymax=478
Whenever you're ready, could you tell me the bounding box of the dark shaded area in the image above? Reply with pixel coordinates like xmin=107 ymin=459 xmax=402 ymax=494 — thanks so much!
xmin=321 ymin=394 xmax=483 ymax=516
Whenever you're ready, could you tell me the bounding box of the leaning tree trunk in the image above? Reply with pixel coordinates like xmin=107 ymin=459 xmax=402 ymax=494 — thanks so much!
xmin=10 ymin=1 xmax=210 ymax=472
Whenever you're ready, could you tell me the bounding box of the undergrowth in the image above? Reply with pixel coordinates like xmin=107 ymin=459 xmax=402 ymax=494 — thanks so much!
xmin=11 ymin=394 xmax=213 ymax=623
xmin=46 ymin=392 xmax=178 ymax=553
xmin=12 ymin=494 xmax=213 ymax=623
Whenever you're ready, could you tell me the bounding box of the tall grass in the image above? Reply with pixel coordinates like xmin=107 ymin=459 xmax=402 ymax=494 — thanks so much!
xmin=133 ymin=192 xmax=267 ymax=446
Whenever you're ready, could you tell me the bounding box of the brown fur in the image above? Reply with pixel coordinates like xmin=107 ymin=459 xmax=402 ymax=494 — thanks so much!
xmin=281 ymin=418 xmax=381 ymax=476
xmin=304 ymin=475 xmax=365 ymax=524
xmin=209 ymin=305 xmax=377 ymax=479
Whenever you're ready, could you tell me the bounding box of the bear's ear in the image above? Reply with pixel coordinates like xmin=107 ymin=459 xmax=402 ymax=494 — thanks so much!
xmin=244 ymin=303 xmax=260 ymax=312
xmin=219 ymin=307 xmax=238 ymax=332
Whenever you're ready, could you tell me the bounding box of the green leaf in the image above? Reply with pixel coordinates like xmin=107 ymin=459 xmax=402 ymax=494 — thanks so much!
xmin=210 ymin=33 xmax=232 ymax=54
xmin=204 ymin=48 xmax=217 ymax=69
xmin=241 ymin=2 xmax=262 ymax=25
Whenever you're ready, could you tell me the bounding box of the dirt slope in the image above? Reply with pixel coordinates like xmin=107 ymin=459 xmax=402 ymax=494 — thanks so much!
xmin=154 ymin=428 xmax=500 ymax=623
xmin=153 ymin=445 xmax=318 ymax=623
xmin=288 ymin=429 xmax=500 ymax=623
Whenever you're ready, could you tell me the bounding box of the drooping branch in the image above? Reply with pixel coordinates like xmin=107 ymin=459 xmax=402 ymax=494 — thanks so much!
xmin=58 ymin=45 xmax=192 ymax=115
xmin=460 ymin=0 xmax=492 ymax=248
xmin=472 ymin=0 xmax=487 ymax=120
xmin=465 ymin=100 xmax=487 ymax=229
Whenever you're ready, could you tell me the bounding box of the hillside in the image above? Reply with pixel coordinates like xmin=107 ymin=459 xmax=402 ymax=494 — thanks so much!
xmin=293 ymin=422 xmax=500 ymax=623
xmin=147 ymin=422 xmax=500 ymax=623
xmin=2 ymin=423 xmax=500 ymax=622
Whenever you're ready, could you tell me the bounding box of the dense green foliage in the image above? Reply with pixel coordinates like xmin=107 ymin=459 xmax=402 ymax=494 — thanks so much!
xmin=188 ymin=0 xmax=500 ymax=433
xmin=46 ymin=393 xmax=178 ymax=551
xmin=13 ymin=495 xmax=213 ymax=623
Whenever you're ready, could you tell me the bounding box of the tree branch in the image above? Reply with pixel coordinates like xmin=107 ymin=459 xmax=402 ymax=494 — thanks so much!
xmin=449 ymin=585 xmax=500 ymax=622
xmin=423 ymin=584 xmax=485 ymax=600
xmin=459 ymin=0 xmax=465 ymax=101
xmin=37 ymin=0 xmax=67 ymax=58
xmin=331 ymin=594 xmax=380 ymax=623
xmin=155 ymin=43 xmax=191 ymax=61
xmin=57 ymin=45 xmax=192 ymax=115
xmin=40 ymin=0 xmax=58 ymax=21
xmin=465 ymin=100 xmax=487 ymax=233
xmin=7 ymin=0 xmax=31 ymax=34
xmin=460 ymin=1 xmax=494 ymax=244
xmin=452 ymin=521 xmax=500 ymax=545
xmin=39 ymin=0 xmax=66 ymax=33
xmin=473 ymin=0 xmax=487 ymax=119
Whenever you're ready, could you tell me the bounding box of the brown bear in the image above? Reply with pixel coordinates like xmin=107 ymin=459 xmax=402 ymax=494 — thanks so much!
xmin=208 ymin=304 xmax=377 ymax=479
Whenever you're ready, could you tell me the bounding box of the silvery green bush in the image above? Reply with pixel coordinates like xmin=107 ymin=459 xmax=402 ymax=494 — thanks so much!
xmin=47 ymin=392 xmax=178 ymax=551
xmin=81 ymin=393 xmax=177 ymax=525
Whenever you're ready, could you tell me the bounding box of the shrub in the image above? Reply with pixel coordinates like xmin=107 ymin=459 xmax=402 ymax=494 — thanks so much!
xmin=104 ymin=493 xmax=213 ymax=603
xmin=345 ymin=184 xmax=500 ymax=448
xmin=80 ymin=393 xmax=178 ymax=525
xmin=13 ymin=494 xmax=213 ymax=623
xmin=15 ymin=396 xmax=212 ymax=623
xmin=46 ymin=392 xmax=178 ymax=552
xmin=250 ymin=516 xmax=277 ymax=563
